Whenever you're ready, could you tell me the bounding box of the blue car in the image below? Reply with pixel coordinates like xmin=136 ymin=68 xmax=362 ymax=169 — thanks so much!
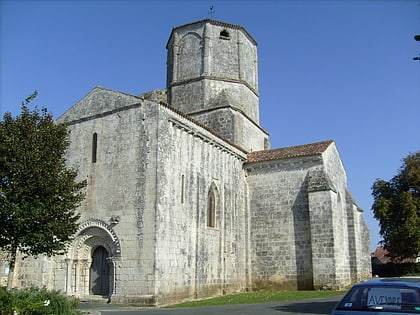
xmin=332 ymin=278 xmax=420 ymax=314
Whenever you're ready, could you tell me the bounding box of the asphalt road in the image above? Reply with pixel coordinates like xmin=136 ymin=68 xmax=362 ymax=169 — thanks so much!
xmin=79 ymin=296 xmax=342 ymax=315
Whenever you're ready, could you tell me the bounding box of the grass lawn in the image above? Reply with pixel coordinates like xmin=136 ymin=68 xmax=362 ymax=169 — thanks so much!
xmin=169 ymin=290 xmax=346 ymax=308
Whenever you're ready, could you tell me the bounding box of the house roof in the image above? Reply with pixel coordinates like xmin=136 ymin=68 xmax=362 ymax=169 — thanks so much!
xmin=246 ymin=140 xmax=334 ymax=163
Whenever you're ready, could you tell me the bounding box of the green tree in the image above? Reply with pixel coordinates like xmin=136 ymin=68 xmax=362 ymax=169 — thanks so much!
xmin=372 ymin=151 xmax=420 ymax=260
xmin=0 ymin=92 xmax=86 ymax=270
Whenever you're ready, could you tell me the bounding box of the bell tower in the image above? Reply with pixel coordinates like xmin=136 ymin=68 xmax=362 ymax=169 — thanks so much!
xmin=166 ymin=19 xmax=269 ymax=152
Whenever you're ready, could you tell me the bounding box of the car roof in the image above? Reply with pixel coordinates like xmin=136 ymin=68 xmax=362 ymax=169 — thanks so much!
xmin=353 ymin=277 xmax=420 ymax=288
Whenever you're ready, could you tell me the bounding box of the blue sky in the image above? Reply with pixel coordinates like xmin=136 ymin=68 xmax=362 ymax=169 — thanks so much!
xmin=1 ymin=0 xmax=419 ymax=251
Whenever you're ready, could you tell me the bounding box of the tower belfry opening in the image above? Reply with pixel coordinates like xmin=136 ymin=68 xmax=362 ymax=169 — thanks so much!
xmin=220 ymin=29 xmax=230 ymax=39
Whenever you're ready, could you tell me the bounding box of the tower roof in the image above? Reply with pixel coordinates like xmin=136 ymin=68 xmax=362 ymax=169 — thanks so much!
xmin=166 ymin=19 xmax=257 ymax=48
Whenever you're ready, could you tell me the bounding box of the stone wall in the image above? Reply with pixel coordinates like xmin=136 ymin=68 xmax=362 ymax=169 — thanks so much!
xmin=50 ymin=89 xmax=167 ymax=302
xmin=151 ymin=103 xmax=249 ymax=304
xmin=63 ymin=96 xmax=157 ymax=300
xmin=244 ymin=156 xmax=321 ymax=290
xmin=308 ymin=145 xmax=351 ymax=289
xmin=245 ymin=143 xmax=371 ymax=291
xmin=307 ymin=144 xmax=371 ymax=289
xmin=190 ymin=106 xmax=268 ymax=152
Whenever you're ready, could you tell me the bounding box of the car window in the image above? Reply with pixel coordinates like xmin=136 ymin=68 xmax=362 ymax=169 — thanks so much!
xmin=337 ymin=286 xmax=420 ymax=313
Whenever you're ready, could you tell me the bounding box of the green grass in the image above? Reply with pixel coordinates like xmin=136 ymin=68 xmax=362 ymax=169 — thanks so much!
xmin=169 ymin=290 xmax=346 ymax=308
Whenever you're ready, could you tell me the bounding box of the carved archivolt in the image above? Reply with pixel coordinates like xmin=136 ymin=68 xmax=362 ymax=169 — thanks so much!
xmin=69 ymin=218 xmax=121 ymax=260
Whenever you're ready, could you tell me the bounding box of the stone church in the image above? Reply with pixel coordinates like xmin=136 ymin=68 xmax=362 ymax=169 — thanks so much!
xmin=11 ymin=19 xmax=371 ymax=305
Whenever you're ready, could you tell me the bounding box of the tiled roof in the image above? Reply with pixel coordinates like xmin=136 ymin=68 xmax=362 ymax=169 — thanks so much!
xmin=246 ymin=140 xmax=334 ymax=163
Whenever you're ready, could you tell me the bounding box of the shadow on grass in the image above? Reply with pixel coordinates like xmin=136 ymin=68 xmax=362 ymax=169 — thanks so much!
xmin=273 ymin=299 xmax=339 ymax=314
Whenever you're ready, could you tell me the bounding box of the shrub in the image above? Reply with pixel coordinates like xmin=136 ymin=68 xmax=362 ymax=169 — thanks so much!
xmin=0 ymin=287 xmax=12 ymax=315
xmin=0 ymin=288 xmax=80 ymax=315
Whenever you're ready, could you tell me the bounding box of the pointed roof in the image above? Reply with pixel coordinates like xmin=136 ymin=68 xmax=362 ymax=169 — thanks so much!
xmin=246 ymin=140 xmax=334 ymax=163
xmin=57 ymin=86 xmax=141 ymax=123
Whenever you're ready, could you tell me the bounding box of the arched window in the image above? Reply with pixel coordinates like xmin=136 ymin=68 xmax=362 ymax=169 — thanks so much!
xmin=3 ymin=262 xmax=9 ymax=276
xmin=92 ymin=132 xmax=98 ymax=163
xmin=207 ymin=183 xmax=218 ymax=228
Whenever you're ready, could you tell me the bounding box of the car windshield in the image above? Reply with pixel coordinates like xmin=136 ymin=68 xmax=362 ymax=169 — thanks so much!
xmin=337 ymin=285 xmax=420 ymax=313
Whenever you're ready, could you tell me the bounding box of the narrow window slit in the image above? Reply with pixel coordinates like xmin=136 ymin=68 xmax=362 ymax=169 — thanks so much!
xmin=181 ymin=175 xmax=185 ymax=204
xmin=92 ymin=132 xmax=98 ymax=163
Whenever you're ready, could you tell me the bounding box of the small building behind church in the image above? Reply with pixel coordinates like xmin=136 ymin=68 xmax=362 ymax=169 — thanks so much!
xmin=10 ymin=19 xmax=371 ymax=305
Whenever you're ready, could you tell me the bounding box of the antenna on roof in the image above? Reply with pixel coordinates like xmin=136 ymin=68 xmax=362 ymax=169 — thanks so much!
xmin=208 ymin=5 xmax=215 ymax=18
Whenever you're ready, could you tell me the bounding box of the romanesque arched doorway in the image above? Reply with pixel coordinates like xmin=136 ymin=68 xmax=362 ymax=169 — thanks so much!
xmin=90 ymin=246 xmax=110 ymax=295
xmin=65 ymin=219 xmax=121 ymax=298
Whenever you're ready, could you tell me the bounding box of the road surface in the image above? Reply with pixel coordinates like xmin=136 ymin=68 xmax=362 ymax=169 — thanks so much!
xmin=79 ymin=296 xmax=342 ymax=315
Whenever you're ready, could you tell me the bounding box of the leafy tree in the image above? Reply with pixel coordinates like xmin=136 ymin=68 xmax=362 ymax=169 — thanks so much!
xmin=0 ymin=92 xmax=86 ymax=269
xmin=372 ymin=151 xmax=420 ymax=260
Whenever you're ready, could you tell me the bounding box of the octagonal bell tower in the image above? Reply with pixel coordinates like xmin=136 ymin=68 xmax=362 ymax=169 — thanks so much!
xmin=166 ymin=19 xmax=269 ymax=152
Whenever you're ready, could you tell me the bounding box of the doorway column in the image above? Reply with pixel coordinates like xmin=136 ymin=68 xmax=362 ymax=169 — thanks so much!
xmin=107 ymin=256 xmax=119 ymax=297
xmin=65 ymin=258 xmax=72 ymax=294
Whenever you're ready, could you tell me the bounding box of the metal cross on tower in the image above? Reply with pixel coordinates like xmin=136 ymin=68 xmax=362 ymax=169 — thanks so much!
xmin=208 ymin=5 xmax=215 ymax=18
